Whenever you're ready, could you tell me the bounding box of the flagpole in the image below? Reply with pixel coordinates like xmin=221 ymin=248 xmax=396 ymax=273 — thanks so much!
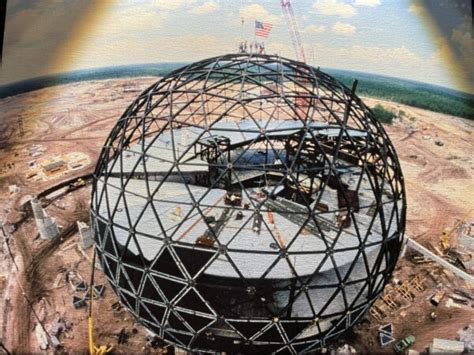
xmin=254 ymin=19 xmax=257 ymax=54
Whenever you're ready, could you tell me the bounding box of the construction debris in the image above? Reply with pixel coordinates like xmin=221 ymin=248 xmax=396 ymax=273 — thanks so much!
xmin=430 ymin=290 xmax=446 ymax=306
xmin=111 ymin=302 xmax=123 ymax=313
xmin=8 ymin=185 xmax=20 ymax=195
xmin=378 ymin=323 xmax=395 ymax=347
xmin=448 ymin=293 xmax=469 ymax=305
xmin=379 ymin=323 xmax=393 ymax=335
xmin=72 ymin=296 xmax=86 ymax=309
xmin=35 ymin=323 xmax=49 ymax=350
xmin=48 ymin=317 xmax=72 ymax=349
xmin=31 ymin=197 xmax=60 ymax=240
xmin=115 ymin=328 xmax=129 ymax=345
xmin=74 ymin=281 xmax=87 ymax=292
xmin=146 ymin=331 xmax=164 ymax=348
xmin=457 ymin=325 xmax=474 ymax=352
xmin=379 ymin=332 xmax=395 ymax=347
xmin=404 ymin=236 xmax=474 ymax=284
xmin=429 ymin=338 xmax=465 ymax=354
xmin=49 ymin=318 xmax=67 ymax=337
xmin=335 ymin=344 xmax=356 ymax=354
xmin=84 ymin=284 xmax=106 ymax=300
xmin=77 ymin=221 xmax=93 ymax=249
xmin=93 ymin=284 xmax=105 ymax=297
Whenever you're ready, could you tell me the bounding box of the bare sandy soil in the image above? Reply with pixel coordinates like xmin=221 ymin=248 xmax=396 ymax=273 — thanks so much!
xmin=0 ymin=77 xmax=472 ymax=353
xmin=363 ymin=97 xmax=473 ymax=243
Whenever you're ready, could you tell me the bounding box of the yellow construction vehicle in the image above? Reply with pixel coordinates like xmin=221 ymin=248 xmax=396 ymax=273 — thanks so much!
xmin=71 ymin=178 xmax=86 ymax=188
xmin=94 ymin=345 xmax=113 ymax=355
xmin=440 ymin=209 xmax=472 ymax=251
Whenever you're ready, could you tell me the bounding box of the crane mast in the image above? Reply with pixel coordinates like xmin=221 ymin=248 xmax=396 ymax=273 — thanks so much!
xmin=281 ymin=0 xmax=306 ymax=63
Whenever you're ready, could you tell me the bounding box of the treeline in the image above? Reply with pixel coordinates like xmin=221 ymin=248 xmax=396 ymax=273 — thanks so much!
xmin=328 ymin=69 xmax=474 ymax=120
xmin=1 ymin=63 xmax=473 ymax=119
xmin=0 ymin=63 xmax=186 ymax=99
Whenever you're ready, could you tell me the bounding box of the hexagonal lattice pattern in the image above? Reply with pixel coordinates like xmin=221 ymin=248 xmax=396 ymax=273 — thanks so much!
xmin=91 ymin=54 xmax=406 ymax=353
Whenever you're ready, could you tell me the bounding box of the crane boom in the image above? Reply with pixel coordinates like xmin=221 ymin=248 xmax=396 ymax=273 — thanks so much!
xmin=281 ymin=0 xmax=306 ymax=63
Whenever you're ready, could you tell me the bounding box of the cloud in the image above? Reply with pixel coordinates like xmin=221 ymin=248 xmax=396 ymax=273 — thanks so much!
xmin=332 ymin=22 xmax=356 ymax=35
xmin=303 ymin=25 xmax=326 ymax=33
xmin=269 ymin=42 xmax=430 ymax=85
xmin=354 ymin=0 xmax=381 ymax=7
xmin=189 ymin=1 xmax=220 ymax=15
xmin=152 ymin=0 xmax=197 ymax=10
xmin=83 ymin=4 xmax=169 ymax=38
xmin=240 ymin=4 xmax=281 ymax=24
xmin=312 ymin=0 xmax=357 ymax=18
xmin=304 ymin=42 xmax=450 ymax=86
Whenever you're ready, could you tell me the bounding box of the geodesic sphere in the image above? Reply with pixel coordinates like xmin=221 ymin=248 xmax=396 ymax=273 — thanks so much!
xmin=91 ymin=54 xmax=406 ymax=353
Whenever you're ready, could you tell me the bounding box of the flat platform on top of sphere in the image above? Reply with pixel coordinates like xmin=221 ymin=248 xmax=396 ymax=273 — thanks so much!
xmin=96 ymin=118 xmax=399 ymax=281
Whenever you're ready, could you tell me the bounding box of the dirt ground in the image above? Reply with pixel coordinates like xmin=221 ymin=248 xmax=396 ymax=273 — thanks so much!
xmin=363 ymin=97 xmax=473 ymax=243
xmin=0 ymin=78 xmax=472 ymax=353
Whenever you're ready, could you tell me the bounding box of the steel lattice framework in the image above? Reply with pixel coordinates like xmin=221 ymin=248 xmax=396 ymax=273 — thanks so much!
xmin=91 ymin=54 xmax=406 ymax=353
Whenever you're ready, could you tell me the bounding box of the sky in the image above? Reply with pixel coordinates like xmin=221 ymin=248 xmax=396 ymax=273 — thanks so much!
xmin=1 ymin=0 xmax=472 ymax=92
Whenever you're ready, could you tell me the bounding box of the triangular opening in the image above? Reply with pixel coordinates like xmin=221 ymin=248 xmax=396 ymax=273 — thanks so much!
xmin=176 ymin=289 xmax=213 ymax=315
xmin=228 ymin=320 xmax=269 ymax=340
xmin=102 ymin=255 xmax=117 ymax=280
xmin=140 ymin=301 xmax=166 ymax=325
xmin=173 ymin=245 xmax=215 ymax=277
xmin=151 ymin=247 xmax=185 ymax=279
xmin=229 ymin=249 xmax=280 ymax=279
xmin=153 ymin=275 xmax=186 ymax=302
xmin=122 ymin=264 xmax=144 ymax=293
xmin=167 ymin=311 xmax=191 ymax=333
xmin=292 ymin=341 xmax=314 ymax=353
xmin=379 ymin=332 xmax=395 ymax=346
xmin=141 ymin=275 xmax=165 ymax=303
xmin=255 ymin=324 xmax=283 ymax=342
xmin=379 ymin=323 xmax=393 ymax=335
xmin=280 ymin=321 xmax=311 ymax=341
xmin=350 ymin=305 xmax=367 ymax=325
xmin=169 ymin=330 xmax=194 ymax=348
xmin=178 ymin=311 xmax=214 ymax=332
xmin=119 ymin=290 xmax=136 ymax=312
xmin=137 ymin=301 xmax=154 ymax=321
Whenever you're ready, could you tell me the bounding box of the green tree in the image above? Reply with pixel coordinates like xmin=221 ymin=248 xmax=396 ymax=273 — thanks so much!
xmin=372 ymin=104 xmax=396 ymax=124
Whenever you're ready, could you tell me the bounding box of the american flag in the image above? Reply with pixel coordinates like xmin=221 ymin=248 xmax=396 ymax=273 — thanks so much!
xmin=255 ymin=20 xmax=273 ymax=38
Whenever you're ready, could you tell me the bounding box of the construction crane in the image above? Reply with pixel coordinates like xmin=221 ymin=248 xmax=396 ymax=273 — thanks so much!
xmin=281 ymin=0 xmax=312 ymax=118
xmin=281 ymin=0 xmax=306 ymax=63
